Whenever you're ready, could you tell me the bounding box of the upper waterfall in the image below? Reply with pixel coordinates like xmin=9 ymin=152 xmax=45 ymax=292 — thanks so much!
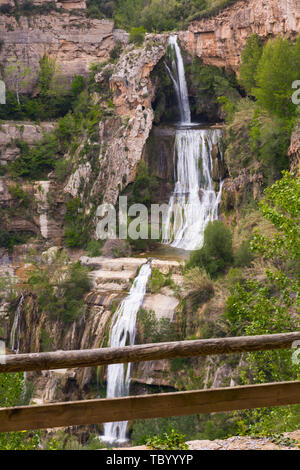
xmin=166 ymin=35 xmax=191 ymax=124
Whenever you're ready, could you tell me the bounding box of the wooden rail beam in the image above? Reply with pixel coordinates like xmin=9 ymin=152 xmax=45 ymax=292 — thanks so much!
xmin=0 ymin=332 xmax=299 ymax=373
xmin=0 ymin=381 xmax=299 ymax=433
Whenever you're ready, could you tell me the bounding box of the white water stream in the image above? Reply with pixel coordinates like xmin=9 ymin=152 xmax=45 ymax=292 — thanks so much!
xmin=102 ymin=261 xmax=152 ymax=443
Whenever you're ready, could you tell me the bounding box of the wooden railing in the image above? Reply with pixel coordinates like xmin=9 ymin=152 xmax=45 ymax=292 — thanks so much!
xmin=0 ymin=332 xmax=299 ymax=433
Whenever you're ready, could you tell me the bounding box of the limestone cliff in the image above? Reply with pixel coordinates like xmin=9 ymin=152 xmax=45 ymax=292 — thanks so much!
xmin=184 ymin=0 xmax=300 ymax=71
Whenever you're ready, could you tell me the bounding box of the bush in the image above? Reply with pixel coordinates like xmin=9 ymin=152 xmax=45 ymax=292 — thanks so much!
xmin=186 ymin=221 xmax=234 ymax=278
xmin=27 ymin=252 xmax=92 ymax=323
xmin=148 ymin=267 xmax=173 ymax=293
xmin=10 ymin=134 xmax=58 ymax=179
xmin=137 ymin=308 xmax=178 ymax=344
xmin=129 ymin=27 xmax=146 ymax=46
xmin=233 ymin=240 xmax=254 ymax=268
xmin=64 ymin=197 xmax=90 ymax=248
xmin=145 ymin=428 xmax=188 ymax=450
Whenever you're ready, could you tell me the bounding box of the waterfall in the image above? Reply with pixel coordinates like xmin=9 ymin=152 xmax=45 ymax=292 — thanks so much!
xmin=10 ymin=294 xmax=24 ymax=354
xmin=163 ymin=35 xmax=223 ymax=250
xmin=102 ymin=261 xmax=152 ymax=444
xmin=166 ymin=35 xmax=191 ymax=124
xmin=162 ymin=129 xmax=223 ymax=251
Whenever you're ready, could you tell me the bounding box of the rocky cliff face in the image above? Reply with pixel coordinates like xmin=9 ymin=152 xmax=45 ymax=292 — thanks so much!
xmin=184 ymin=0 xmax=300 ymax=71
xmin=90 ymin=34 xmax=168 ymax=204
xmin=0 ymin=11 xmax=125 ymax=91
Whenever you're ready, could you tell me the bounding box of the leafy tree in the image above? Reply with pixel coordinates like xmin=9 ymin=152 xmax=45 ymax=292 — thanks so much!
xmin=224 ymin=171 xmax=300 ymax=435
xmin=254 ymin=37 xmax=298 ymax=118
xmin=239 ymin=34 xmax=263 ymax=94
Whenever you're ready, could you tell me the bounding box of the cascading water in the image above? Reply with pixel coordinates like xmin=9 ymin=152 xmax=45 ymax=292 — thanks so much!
xmin=163 ymin=35 xmax=223 ymax=250
xmin=165 ymin=35 xmax=191 ymax=124
xmin=102 ymin=261 xmax=152 ymax=444
xmin=10 ymin=293 xmax=24 ymax=354
xmin=162 ymin=129 xmax=223 ymax=250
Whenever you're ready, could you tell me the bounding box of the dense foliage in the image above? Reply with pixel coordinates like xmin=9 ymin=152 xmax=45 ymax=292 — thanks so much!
xmin=0 ymin=373 xmax=40 ymax=450
xmin=84 ymin=0 xmax=240 ymax=31
xmin=224 ymin=171 xmax=300 ymax=435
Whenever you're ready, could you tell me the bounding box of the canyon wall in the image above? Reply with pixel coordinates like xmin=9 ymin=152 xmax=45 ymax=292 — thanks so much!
xmin=184 ymin=0 xmax=300 ymax=71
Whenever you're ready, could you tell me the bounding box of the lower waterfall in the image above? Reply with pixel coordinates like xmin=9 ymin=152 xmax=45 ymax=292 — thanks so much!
xmin=162 ymin=128 xmax=223 ymax=251
xmin=101 ymin=261 xmax=152 ymax=444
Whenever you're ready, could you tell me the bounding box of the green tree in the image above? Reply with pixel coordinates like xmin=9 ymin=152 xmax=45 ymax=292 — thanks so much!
xmin=254 ymin=37 xmax=298 ymax=118
xmin=186 ymin=221 xmax=234 ymax=278
xmin=239 ymin=34 xmax=263 ymax=94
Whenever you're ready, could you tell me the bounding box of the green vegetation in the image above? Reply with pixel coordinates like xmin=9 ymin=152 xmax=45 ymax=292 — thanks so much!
xmin=0 ymin=229 xmax=31 ymax=252
xmin=0 ymin=372 xmax=40 ymax=450
xmin=9 ymin=134 xmax=59 ymax=179
xmin=131 ymin=412 xmax=239 ymax=445
xmin=186 ymin=221 xmax=234 ymax=278
xmin=112 ymin=0 xmax=238 ymax=32
xmin=223 ymin=172 xmax=300 ymax=435
xmin=1 ymin=55 xmax=85 ymax=121
xmin=144 ymin=428 xmax=189 ymax=450
xmin=239 ymin=34 xmax=263 ymax=95
xmin=26 ymin=250 xmax=92 ymax=323
xmin=129 ymin=27 xmax=146 ymax=46
xmin=187 ymin=57 xmax=241 ymax=121
xmin=137 ymin=308 xmax=178 ymax=344
xmin=148 ymin=267 xmax=173 ymax=293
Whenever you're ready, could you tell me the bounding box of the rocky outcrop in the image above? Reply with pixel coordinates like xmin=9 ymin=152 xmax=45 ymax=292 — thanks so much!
xmin=0 ymin=122 xmax=56 ymax=164
xmin=184 ymin=0 xmax=300 ymax=71
xmin=91 ymin=35 xmax=168 ymax=204
xmin=0 ymin=11 xmax=126 ymax=92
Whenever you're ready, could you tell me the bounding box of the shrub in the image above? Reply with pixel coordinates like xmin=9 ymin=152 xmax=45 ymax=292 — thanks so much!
xmin=183 ymin=267 xmax=215 ymax=307
xmin=186 ymin=221 xmax=234 ymax=278
xmin=27 ymin=252 xmax=92 ymax=323
xmin=233 ymin=240 xmax=254 ymax=268
xmin=148 ymin=267 xmax=173 ymax=293
xmin=10 ymin=134 xmax=58 ymax=179
xmin=64 ymin=197 xmax=90 ymax=248
xmin=144 ymin=428 xmax=188 ymax=450
xmin=129 ymin=27 xmax=146 ymax=46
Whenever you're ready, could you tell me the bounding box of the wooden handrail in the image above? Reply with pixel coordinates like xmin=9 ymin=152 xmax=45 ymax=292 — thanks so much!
xmin=0 ymin=332 xmax=299 ymax=373
xmin=0 ymin=381 xmax=299 ymax=432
